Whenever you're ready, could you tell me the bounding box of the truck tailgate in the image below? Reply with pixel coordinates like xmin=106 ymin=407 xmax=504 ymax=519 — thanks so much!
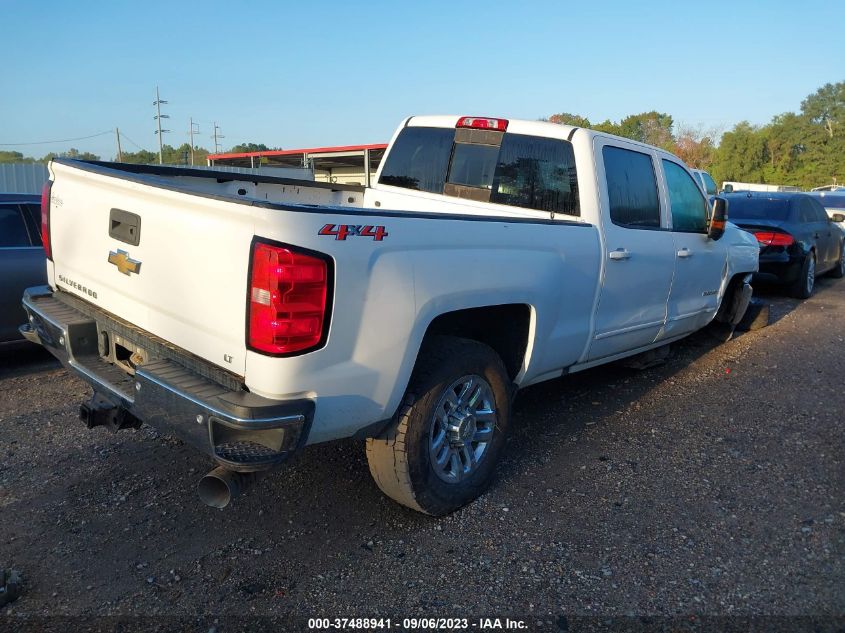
xmin=47 ymin=160 xmax=255 ymax=375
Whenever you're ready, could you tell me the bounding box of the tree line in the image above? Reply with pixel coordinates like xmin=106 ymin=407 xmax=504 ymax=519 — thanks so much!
xmin=0 ymin=142 xmax=277 ymax=166
xmin=547 ymin=81 xmax=844 ymax=189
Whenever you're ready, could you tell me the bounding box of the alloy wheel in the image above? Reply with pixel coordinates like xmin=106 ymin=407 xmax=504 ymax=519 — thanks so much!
xmin=429 ymin=374 xmax=497 ymax=483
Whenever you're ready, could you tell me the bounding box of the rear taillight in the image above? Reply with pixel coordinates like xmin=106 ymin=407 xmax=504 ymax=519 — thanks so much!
xmin=754 ymin=231 xmax=794 ymax=247
xmin=247 ymin=240 xmax=330 ymax=355
xmin=40 ymin=180 xmax=52 ymax=259
xmin=456 ymin=116 xmax=508 ymax=131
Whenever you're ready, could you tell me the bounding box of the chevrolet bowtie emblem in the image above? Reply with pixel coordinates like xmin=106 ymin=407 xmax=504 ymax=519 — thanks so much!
xmin=108 ymin=249 xmax=142 ymax=276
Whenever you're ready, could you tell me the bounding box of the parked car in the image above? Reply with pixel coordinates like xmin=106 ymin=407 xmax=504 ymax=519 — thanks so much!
xmin=22 ymin=115 xmax=759 ymax=515
xmin=690 ymin=169 xmax=717 ymax=196
xmin=0 ymin=193 xmax=46 ymax=345
xmin=726 ymin=192 xmax=845 ymax=298
xmin=806 ymin=191 xmax=845 ymax=219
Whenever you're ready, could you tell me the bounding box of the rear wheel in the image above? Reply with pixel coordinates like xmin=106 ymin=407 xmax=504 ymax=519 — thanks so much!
xmin=791 ymin=253 xmax=815 ymax=299
xmin=366 ymin=336 xmax=512 ymax=515
xmin=829 ymin=243 xmax=845 ymax=279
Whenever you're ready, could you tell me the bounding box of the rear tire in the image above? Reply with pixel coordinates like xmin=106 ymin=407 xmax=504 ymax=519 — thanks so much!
xmin=829 ymin=243 xmax=845 ymax=279
xmin=790 ymin=253 xmax=815 ymax=299
xmin=366 ymin=336 xmax=512 ymax=515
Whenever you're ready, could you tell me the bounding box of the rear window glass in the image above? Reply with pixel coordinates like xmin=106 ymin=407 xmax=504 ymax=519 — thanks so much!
xmin=448 ymin=143 xmax=498 ymax=189
xmin=378 ymin=126 xmax=455 ymax=193
xmin=726 ymin=197 xmax=792 ymax=221
xmin=490 ymin=134 xmax=579 ymax=216
xmin=603 ymin=146 xmax=661 ymax=228
xmin=379 ymin=127 xmax=580 ymax=216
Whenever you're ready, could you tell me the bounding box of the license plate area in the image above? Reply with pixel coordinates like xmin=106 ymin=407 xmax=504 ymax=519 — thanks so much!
xmin=98 ymin=329 xmax=150 ymax=376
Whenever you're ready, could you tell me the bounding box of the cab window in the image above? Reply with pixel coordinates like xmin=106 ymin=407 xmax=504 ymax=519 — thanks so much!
xmin=380 ymin=126 xmax=580 ymax=216
xmin=603 ymin=146 xmax=661 ymax=228
xmin=663 ymin=161 xmax=708 ymax=232
xmin=378 ymin=126 xmax=455 ymax=193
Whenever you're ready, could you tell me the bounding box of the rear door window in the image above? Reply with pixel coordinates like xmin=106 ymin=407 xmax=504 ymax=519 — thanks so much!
xmin=603 ymin=146 xmax=661 ymax=228
xmin=798 ymin=198 xmax=822 ymax=223
xmin=663 ymin=161 xmax=709 ymax=232
xmin=808 ymin=198 xmax=830 ymax=222
xmin=0 ymin=204 xmax=32 ymax=247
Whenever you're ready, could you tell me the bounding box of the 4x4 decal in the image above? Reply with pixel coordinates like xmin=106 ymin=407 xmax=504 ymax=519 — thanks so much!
xmin=319 ymin=224 xmax=389 ymax=241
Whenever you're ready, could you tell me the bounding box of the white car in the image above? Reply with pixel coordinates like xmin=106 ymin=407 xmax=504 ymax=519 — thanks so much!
xmin=22 ymin=115 xmax=759 ymax=515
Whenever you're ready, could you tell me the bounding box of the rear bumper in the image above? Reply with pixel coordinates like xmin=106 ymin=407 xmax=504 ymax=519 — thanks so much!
xmin=755 ymin=252 xmax=803 ymax=284
xmin=21 ymin=286 xmax=313 ymax=472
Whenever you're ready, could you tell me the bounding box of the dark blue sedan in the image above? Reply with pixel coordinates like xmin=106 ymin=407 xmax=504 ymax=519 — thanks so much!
xmin=725 ymin=192 xmax=845 ymax=298
xmin=0 ymin=192 xmax=46 ymax=344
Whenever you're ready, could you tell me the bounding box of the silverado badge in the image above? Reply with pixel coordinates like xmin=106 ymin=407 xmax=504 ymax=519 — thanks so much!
xmin=108 ymin=249 xmax=142 ymax=276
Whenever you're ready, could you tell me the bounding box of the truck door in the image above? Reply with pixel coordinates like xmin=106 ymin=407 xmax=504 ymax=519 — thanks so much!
xmin=587 ymin=142 xmax=675 ymax=361
xmin=660 ymin=159 xmax=727 ymax=339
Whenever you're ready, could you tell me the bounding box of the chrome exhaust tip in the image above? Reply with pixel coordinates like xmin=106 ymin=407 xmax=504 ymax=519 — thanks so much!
xmin=198 ymin=467 xmax=255 ymax=509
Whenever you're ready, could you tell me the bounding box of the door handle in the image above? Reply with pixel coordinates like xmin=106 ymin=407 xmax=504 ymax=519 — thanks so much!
xmin=608 ymin=248 xmax=631 ymax=260
xmin=677 ymin=248 xmax=693 ymax=258
xmin=814 ymin=232 xmax=820 ymax=239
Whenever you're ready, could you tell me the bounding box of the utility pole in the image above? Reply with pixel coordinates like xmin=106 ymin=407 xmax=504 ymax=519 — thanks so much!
xmin=188 ymin=117 xmax=201 ymax=166
xmin=212 ymin=121 xmax=225 ymax=154
xmin=115 ymin=128 xmax=123 ymax=162
xmin=153 ymin=86 xmax=170 ymax=164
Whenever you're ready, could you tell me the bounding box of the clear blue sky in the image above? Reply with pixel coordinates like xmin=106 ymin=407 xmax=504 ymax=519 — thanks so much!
xmin=2 ymin=0 xmax=842 ymax=160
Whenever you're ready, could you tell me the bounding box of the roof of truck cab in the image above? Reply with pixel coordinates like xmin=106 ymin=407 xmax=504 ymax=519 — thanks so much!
xmin=404 ymin=114 xmax=682 ymax=159
xmin=405 ymin=115 xmax=579 ymax=142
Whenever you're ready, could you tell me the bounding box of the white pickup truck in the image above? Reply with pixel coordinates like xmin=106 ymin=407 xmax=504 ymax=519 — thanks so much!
xmin=22 ymin=115 xmax=759 ymax=515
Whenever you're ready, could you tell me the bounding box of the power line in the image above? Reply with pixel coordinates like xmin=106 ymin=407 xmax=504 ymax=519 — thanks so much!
xmin=119 ymin=133 xmax=147 ymax=151
xmin=0 ymin=131 xmax=113 ymax=146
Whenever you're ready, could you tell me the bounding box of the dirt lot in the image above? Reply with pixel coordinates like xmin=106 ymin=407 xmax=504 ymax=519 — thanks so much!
xmin=1 ymin=280 xmax=843 ymax=632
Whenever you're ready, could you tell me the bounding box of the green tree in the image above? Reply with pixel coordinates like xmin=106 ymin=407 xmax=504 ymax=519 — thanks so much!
xmin=710 ymin=121 xmax=767 ymax=185
xmin=616 ymin=111 xmax=675 ymax=150
xmin=228 ymin=142 xmax=274 ymax=154
xmin=547 ymin=112 xmax=592 ymax=128
xmin=0 ymin=150 xmax=34 ymax=163
xmin=801 ymin=81 xmax=844 ymax=138
xmin=118 ymin=149 xmax=158 ymax=164
xmin=39 ymin=148 xmax=101 ymax=162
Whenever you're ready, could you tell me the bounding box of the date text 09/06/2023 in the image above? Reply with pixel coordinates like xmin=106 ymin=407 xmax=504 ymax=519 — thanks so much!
xmin=307 ymin=617 xmax=528 ymax=630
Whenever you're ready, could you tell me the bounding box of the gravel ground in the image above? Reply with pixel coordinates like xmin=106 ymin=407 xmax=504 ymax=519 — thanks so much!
xmin=1 ymin=279 xmax=843 ymax=632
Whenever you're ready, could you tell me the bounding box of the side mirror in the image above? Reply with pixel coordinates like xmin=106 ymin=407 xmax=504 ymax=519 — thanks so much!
xmin=708 ymin=197 xmax=728 ymax=241
xmin=831 ymin=213 xmax=845 ymax=223
xmin=723 ymin=184 xmax=734 ymax=193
